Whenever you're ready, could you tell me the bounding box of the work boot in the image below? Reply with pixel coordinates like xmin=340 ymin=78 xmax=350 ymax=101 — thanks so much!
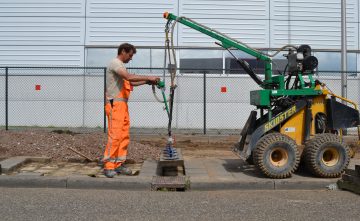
xmin=115 ymin=164 xmax=132 ymax=175
xmin=103 ymin=169 xmax=116 ymax=178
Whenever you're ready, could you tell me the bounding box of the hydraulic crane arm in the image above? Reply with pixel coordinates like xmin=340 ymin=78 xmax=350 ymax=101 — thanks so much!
xmin=163 ymin=12 xmax=273 ymax=86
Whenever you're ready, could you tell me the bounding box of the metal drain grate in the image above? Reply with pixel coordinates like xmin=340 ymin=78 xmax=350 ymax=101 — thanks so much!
xmin=151 ymin=176 xmax=189 ymax=191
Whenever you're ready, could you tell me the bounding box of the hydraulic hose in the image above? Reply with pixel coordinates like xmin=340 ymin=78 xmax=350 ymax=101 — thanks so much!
xmin=151 ymin=19 xmax=178 ymax=139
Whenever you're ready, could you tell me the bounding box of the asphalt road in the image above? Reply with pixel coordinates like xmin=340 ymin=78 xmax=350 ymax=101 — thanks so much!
xmin=0 ymin=188 xmax=359 ymax=221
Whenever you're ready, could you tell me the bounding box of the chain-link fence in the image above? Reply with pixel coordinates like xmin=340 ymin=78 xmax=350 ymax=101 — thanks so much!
xmin=0 ymin=67 xmax=106 ymax=131
xmin=1 ymin=67 xmax=359 ymax=134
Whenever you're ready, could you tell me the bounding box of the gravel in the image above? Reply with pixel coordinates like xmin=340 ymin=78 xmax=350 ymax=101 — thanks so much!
xmin=0 ymin=129 xmax=161 ymax=163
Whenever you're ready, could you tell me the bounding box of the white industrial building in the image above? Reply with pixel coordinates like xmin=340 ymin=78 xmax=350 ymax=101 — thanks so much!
xmin=0 ymin=0 xmax=359 ymax=131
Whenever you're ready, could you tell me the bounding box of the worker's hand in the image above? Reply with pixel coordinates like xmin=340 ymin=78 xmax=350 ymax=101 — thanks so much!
xmin=147 ymin=76 xmax=160 ymax=85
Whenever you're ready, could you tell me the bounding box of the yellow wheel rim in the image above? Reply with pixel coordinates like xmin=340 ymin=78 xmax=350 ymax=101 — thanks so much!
xmin=270 ymin=148 xmax=288 ymax=167
xmin=321 ymin=147 xmax=339 ymax=167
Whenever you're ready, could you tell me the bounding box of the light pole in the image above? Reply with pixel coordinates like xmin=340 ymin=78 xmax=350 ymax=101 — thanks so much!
xmin=341 ymin=0 xmax=347 ymax=135
xmin=341 ymin=0 xmax=347 ymax=102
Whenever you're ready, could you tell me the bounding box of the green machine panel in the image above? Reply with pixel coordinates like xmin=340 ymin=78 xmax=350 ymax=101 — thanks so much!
xmin=250 ymin=90 xmax=271 ymax=107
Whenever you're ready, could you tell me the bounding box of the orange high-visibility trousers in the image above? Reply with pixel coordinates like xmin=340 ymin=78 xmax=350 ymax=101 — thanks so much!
xmin=103 ymin=81 xmax=131 ymax=170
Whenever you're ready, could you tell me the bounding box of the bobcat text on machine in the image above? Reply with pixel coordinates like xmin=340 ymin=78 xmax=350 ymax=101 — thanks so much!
xmin=163 ymin=12 xmax=360 ymax=179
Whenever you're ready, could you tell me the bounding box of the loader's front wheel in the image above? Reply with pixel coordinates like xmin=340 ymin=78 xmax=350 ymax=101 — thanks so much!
xmin=253 ymin=133 xmax=300 ymax=179
xmin=303 ymin=133 xmax=350 ymax=178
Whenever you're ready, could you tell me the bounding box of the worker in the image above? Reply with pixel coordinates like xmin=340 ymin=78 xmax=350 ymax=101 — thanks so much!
xmin=103 ymin=43 xmax=160 ymax=178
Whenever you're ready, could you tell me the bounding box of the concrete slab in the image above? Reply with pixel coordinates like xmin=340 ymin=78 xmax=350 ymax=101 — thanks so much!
xmin=184 ymin=160 xmax=206 ymax=169
xmin=0 ymin=156 xmax=51 ymax=174
xmin=184 ymin=159 xmax=208 ymax=178
xmin=187 ymin=174 xmax=209 ymax=180
xmin=194 ymin=158 xmax=231 ymax=179
xmin=138 ymin=159 xmax=157 ymax=178
xmin=0 ymin=157 xmax=30 ymax=174
xmin=185 ymin=157 xmax=350 ymax=190
xmin=185 ymin=168 xmax=208 ymax=175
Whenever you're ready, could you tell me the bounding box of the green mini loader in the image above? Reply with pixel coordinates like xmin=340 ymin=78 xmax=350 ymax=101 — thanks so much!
xmin=163 ymin=12 xmax=360 ymax=178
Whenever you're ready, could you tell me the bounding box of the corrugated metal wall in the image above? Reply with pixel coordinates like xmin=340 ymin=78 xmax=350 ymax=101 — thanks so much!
xmin=0 ymin=0 xmax=359 ymax=66
xmin=0 ymin=0 xmax=85 ymax=66
xmin=270 ymin=0 xmax=358 ymax=49
xmin=86 ymin=0 xmax=177 ymax=46
xmin=179 ymin=0 xmax=270 ymax=48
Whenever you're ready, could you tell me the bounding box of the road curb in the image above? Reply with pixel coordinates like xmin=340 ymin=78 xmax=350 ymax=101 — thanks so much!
xmin=0 ymin=175 xmax=152 ymax=190
xmin=0 ymin=176 xmax=67 ymax=188
xmin=66 ymin=176 xmax=151 ymax=190
xmin=189 ymin=179 xmax=275 ymax=191
xmin=189 ymin=179 xmax=338 ymax=191
xmin=274 ymin=179 xmax=337 ymax=190
xmin=0 ymin=174 xmax=340 ymax=191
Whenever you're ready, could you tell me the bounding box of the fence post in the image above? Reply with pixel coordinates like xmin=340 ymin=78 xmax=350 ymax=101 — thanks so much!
xmin=82 ymin=67 xmax=86 ymax=128
xmin=5 ymin=67 xmax=8 ymax=130
xmin=203 ymin=71 xmax=206 ymax=135
xmin=103 ymin=68 xmax=107 ymax=133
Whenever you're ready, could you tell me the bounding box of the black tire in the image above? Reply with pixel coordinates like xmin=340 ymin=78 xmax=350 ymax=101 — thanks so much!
xmin=253 ymin=133 xmax=300 ymax=178
xmin=303 ymin=133 xmax=350 ymax=178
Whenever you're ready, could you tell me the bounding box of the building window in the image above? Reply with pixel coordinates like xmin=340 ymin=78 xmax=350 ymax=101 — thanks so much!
xmin=225 ymin=50 xmax=269 ymax=75
xmin=314 ymin=52 xmax=357 ymax=75
xmin=86 ymin=48 xmax=116 ymax=67
xmin=179 ymin=49 xmax=223 ymax=74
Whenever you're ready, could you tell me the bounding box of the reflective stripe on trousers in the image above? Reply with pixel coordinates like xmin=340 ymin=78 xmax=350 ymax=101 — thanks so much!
xmin=102 ymin=156 xmax=127 ymax=163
